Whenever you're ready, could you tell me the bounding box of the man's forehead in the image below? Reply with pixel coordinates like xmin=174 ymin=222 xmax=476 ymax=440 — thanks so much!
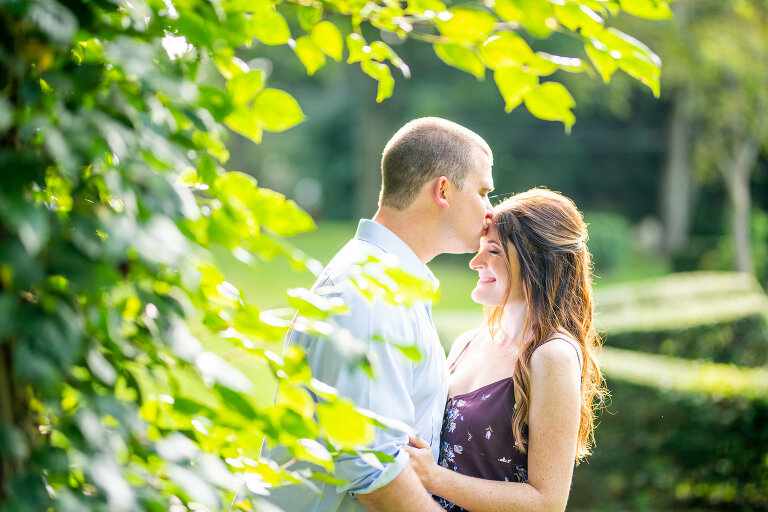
xmin=470 ymin=166 xmax=494 ymax=187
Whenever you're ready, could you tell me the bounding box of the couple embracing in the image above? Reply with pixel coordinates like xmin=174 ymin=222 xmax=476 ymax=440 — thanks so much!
xmin=243 ymin=117 xmax=606 ymax=512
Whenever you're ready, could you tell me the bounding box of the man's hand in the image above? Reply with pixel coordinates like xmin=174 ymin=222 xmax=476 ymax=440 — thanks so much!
xmin=356 ymin=464 xmax=443 ymax=512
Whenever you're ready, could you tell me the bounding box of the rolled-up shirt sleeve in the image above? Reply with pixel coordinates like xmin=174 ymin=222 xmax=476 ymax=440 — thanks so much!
xmin=295 ymin=281 xmax=420 ymax=496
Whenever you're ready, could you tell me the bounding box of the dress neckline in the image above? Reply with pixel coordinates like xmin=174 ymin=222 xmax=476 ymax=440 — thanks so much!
xmin=449 ymin=375 xmax=514 ymax=400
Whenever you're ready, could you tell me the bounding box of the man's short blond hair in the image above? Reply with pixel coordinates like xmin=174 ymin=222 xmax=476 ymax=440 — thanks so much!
xmin=379 ymin=117 xmax=493 ymax=210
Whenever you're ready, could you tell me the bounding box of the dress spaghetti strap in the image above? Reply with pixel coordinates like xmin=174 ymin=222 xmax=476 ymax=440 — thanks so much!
xmin=540 ymin=336 xmax=583 ymax=375
xmin=448 ymin=330 xmax=477 ymax=373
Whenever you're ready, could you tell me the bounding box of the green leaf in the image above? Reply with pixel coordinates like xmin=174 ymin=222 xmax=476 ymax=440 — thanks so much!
xmin=310 ymin=472 xmax=348 ymax=486
xmin=215 ymin=384 xmax=257 ymax=419
xmin=619 ymin=54 xmax=661 ymax=97
xmin=346 ymin=33 xmax=366 ymax=63
xmin=585 ymin=38 xmax=618 ymax=83
xmin=197 ymin=351 xmax=252 ymax=392
xmin=311 ymin=21 xmax=343 ymax=61
xmin=369 ymin=41 xmax=410 ymax=78
xmin=173 ymin=397 xmax=217 ymax=417
xmin=494 ymin=0 xmax=556 ymax=38
xmin=494 ymin=67 xmax=538 ymax=112
xmin=293 ymin=36 xmax=326 ymax=75
xmin=27 ymin=0 xmax=78 ymax=44
xmin=296 ymin=5 xmax=323 ymax=31
xmin=286 ymin=287 xmax=348 ymax=320
xmin=249 ymin=187 xmax=316 ymax=236
xmin=277 ymin=386 xmax=316 ymax=418
xmin=524 ymin=52 xmax=559 ymax=76
xmin=359 ymin=450 xmax=396 ymax=464
xmin=434 ymin=43 xmax=485 ymax=79
xmin=226 ymin=70 xmax=264 ymax=105
xmin=168 ymin=319 xmax=203 ymax=362
xmin=86 ymin=349 xmax=117 ymax=386
xmin=580 ymin=0 xmax=621 ymax=16
xmin=213 ymin=48 xmax=249 ymax=80
xmin=295 ymin=438 xmax=333 ymax=471
xmin=523 ymin=82 xmax=576 ymax=132
xmin=194 ymin=131 xmax=230 ymax=163
xmin=282 ymin=345 xmax=314 ymax=383
xmin=358 ymin=451 xmax=384 ymax=471
xmin=199 ymin=85 xmax=234 ymax=122
xmin=253 ymin=88 xmax=305 ymax=132
xmin=480 ymin=32 xmax=534 ymax=70
xmin=396 ymin=344 xmax=422 ymax=362
xmin=528 ymin=52 xmax=586 ymax=75
xmin=491 ymin=0 xmax=524 ymax=23
xmin=437 ymin=8 xmax=497 ymax=45
xmin=618 ymin=0 xmax=672 ymax=20
xmin=273 ymin=407 xmax=319 ymax=441
xmin=598 ymin=27 xmax=661 ymax=96
xmin=553 ymin=3 xmax=604 ymax=37
xmin=224 ymin=105 xmax=263 ymax=143
xmin=316 ymin=400 xmax=375 ymax=449
xmin=599 ymin=27 xmax=661 ymax=62
xmin=251 ymin=8 xmax=291 ymax=45
xmin=167 ymin=465 xmax=219 ymax=509
xmin=171 ymin=10 xmax=214 ymax=48
xmin=405 ymin=0 xmax=447 ymax=15
xmin=233 ymin=305 xmax=289 ymax=342
xmin=360 ymin=59 xmax=395 ymax=102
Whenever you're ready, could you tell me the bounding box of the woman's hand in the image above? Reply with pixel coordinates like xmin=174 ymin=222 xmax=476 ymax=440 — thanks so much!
xmin=404 ymin=435 xmax=440 ymax=493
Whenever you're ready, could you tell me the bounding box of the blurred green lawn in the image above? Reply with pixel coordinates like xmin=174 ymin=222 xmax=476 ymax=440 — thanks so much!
xmin=203 ymin=221 xmax=670 ymax=413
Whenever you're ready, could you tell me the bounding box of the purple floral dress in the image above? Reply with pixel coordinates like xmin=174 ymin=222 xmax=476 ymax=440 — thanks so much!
xmin=434 ymin=334 xmax=581 ymax=511
xmin=434 ymin=376 xmax=528 ymax=511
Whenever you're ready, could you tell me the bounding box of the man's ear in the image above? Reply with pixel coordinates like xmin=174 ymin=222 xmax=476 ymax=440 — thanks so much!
xmin=433 ymin=176 xmax=450 ymax=208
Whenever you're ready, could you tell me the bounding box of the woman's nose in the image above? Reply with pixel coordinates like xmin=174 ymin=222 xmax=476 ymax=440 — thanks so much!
xmin=469 ymin=252 xmax=484 ymax=270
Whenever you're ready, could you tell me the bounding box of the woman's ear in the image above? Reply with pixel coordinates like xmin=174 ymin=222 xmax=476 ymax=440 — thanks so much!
xmin=433 ymin=176 xmax=450 ymax=208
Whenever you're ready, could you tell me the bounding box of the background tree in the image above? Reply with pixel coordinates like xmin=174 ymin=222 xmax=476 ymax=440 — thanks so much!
xmin=622 ymin=0 xmax=768 ymax=271
xmin=0 ymin=0 xmax=666 ymax=510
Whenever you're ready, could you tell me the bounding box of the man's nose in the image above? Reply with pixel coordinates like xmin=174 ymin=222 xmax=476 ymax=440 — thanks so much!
xmin=482 ymin=212 xmax=493 ymax=235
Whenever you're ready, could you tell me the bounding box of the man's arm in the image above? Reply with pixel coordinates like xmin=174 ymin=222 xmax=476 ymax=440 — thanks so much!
xmin=356 ymin=465 xmax=443 ymax=512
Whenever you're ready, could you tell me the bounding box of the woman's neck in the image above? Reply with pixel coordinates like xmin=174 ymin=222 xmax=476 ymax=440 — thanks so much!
xmin=491 ymin=300 xmax=529 ymax=349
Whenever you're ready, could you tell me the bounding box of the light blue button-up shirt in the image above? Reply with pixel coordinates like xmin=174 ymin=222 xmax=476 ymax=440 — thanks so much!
xmin=256 ymin=220 xmax=449 ymax=511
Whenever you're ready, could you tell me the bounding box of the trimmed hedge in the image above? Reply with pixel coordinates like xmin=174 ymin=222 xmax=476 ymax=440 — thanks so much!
xmin=570 ymin=347 xmax=768 ymax=511
xmin=596 ymin=272 xmax=768 ymax=366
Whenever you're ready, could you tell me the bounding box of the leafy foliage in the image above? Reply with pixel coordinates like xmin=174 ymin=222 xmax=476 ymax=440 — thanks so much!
xmin=620 ymin=0 xmax=768 ymax=274
xmin=0 ymin=0 xmax=665 ymax=510
xmin=571 ymin=347 xmax=768 ymax=511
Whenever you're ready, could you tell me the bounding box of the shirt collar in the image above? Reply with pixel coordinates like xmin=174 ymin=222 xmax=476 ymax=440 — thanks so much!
xmin=354 ymin=219 xmax=439 ymax=290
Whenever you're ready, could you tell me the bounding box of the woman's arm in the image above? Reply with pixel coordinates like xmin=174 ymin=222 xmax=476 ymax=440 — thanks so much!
xmin=406 ymin=338 xmax=582 ymax=512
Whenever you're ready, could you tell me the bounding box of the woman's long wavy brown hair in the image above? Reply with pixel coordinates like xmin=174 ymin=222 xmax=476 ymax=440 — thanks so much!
xmin=484 ymin=187 xmax=607 ymax=463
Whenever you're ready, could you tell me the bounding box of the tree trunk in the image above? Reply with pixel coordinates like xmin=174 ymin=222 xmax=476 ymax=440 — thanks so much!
xmin=721 ymin=139 xmax=759 ymax=274
xmin=0 ymin=339 xmax=34 ymax=502
xmin=660 ymin=95 xmax=693 ymax=255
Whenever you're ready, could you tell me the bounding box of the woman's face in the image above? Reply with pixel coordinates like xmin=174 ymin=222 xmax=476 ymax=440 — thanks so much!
xmin=469 ymin=223 xmax=524 ymax=306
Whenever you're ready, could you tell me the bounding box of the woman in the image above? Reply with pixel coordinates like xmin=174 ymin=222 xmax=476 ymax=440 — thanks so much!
xmin=405 ymin=188 xmax=607 ymax=512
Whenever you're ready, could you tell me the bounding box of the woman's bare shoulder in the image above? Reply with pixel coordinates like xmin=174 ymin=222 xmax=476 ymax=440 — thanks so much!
xmin=446 ymin=328 xmax=480 ymax=362
xmin=531 ymin=334 xmax=582 ymax=373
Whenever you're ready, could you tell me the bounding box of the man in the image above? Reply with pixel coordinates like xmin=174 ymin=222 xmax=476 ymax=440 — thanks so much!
xmin=253 ymin=117 xmax=494 ymax=511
